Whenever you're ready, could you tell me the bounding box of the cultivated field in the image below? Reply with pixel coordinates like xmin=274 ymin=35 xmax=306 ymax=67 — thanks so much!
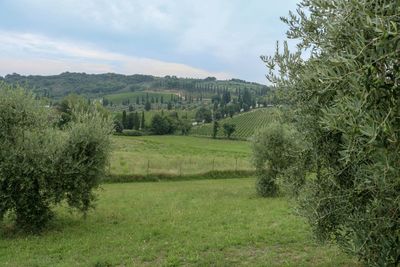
xmin=191 ymin=108 xmax=282 ymax=139
xmin=110 ymin=135 xmax=253 ymax=177
xmin=0 ymin=178 xmax=357 ymax=267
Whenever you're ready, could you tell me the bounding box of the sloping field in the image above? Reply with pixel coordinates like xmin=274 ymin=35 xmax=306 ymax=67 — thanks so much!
xmin=191 ymin=108 xmax=281 ymax=139
xmin=110 ymin=135 xmax=252 ymax=177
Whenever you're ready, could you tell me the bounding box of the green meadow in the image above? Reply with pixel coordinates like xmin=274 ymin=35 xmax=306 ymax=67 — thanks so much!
xmin=0 ymin=178 xmax=357 ymax=267
xmin=110 ymin=135 xmax=253 ymax=177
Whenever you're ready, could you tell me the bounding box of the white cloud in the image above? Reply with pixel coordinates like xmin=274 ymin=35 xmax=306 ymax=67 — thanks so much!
xmin=0 ymin=31 xmax=232 ymax=79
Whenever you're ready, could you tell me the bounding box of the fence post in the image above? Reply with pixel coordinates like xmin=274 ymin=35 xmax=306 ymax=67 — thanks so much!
xmin=212 ymin=158 xmax=215 ymax=171
xmin=235 ymin=158 xmax=238 ymax=171
xmin=179 ymin=162 xmax=182 ymax=176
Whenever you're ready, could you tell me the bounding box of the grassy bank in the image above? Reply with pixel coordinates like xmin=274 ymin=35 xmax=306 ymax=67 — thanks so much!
xmin=103 ymin=170 xmax=256 ymax=183
xmin=0 ymin=178 xmax=357 ymax=266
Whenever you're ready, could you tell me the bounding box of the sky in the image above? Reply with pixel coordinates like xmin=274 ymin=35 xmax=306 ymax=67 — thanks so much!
xmin=0 ymin=0 xmax=299 ymax=84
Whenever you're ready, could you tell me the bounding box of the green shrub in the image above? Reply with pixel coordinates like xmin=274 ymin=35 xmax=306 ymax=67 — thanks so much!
xmin=0 ymin=83 xmax=112 ymax=232
xmin=263 ymin=0 xmax=400 ymax=265
xmin=222 ymin=123 xmax=236 ymax=139
xmin=251 ymin=122 xmax=306 ymax=197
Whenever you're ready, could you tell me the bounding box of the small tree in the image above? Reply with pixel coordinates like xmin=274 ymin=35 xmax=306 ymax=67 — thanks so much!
xmin=133 ymin=112 xmax=140 ymax=130
xmin=178 ymin=119 xmax=192 ymax=135
xmin=251 ymin=123 xmax=306 ymax=197
xmin=195 ymin=107 xmax=212 ymax=123
xmin=144 ymin=101 xmax=151 ymax=111
xmin=114 ymin=120 xmax=124 ymax=133
xmin=222 ymin=123 xmax=236 ymax=139
xmin=150 ymin=114 xmax=175 ymax=135
xmin=0 ymin=84 xmax=112 ymax=232
xmin=212 ymin=121 xmax=219 ymax=139
xmin=141 ymin=111 xmax=145 ymax=129
xmin=122 ymin=110 xmax=128 ymax=129
xmin=167 ymin=102 xmax=172 ymax=110
xmin=127 ymin=112 xmax=134 ymax=130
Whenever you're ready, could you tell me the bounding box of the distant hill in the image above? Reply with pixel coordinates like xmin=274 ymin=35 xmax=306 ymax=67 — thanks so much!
xmin=190 ymin=108 xmax=281 ymax=140
xmin=1 ymin=72 xmax=268 ymax=99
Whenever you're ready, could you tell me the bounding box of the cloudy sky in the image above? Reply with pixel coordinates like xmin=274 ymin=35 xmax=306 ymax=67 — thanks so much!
xmin=0 ymin=0 xmax=299 ymax=84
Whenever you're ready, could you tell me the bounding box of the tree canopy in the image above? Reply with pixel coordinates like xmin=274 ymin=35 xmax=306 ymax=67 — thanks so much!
xmin=262 ymin=0 xmax=400 ymax=265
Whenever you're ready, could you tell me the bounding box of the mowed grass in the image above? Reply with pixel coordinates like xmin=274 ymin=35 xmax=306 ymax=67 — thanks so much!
xmin=110 ymin=135 xmax=253 ymax=176
xmin=0 ymin=178 xmax=357 ymax=266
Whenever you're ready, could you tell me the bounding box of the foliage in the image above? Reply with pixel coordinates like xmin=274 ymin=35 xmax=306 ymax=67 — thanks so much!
xmin=53 ymin=94 xmax=109 ymax=128
xmin=0 ymin=83 xmax=112 ymax=232
xmin=262 ymin=0 xmax=400 ymax=265
xmin=144 ymin=101 xmax=151 ymax=111
xmin=222 ymin=123 xmax=236 ymax=139
xmin=177 ymin=118 xmax=192 ymax=135
xmin=251 ymin=123 xmax=306 ymax=197
xmin=212 ymin=121 xmax=219 ymax=139
xmin=195 ymin=107 xmax=212 ymax=123
xmin=114 ymin=120 xmax=124 ymax=133
xmin=150 ymin=114 xmax=175 ymax=135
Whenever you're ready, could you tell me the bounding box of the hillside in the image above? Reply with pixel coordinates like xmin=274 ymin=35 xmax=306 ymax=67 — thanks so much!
xmin=1 ymin=72 xmax=268 ymax=99
xmin=191 ymin=108 xmax=281 ymax=139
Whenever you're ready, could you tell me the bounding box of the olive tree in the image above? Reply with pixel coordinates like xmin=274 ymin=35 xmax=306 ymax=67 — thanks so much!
xmin=0 ymin=83 xmax=112 ymax=232
xmin=252 ymin=122 xmax=307 ymax=197
xmin=262 ymin=1 xmax=400 ymax=265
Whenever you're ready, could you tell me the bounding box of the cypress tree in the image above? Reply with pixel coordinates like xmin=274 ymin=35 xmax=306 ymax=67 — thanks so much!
xmin=127 ymin=112 xmax=134 ymax=129
xmin=141 ymin=111 xmax=145 ymax=129
xmin=133 ymin=112 xmax=140 ymax=130
xmin=122 ymin=110 xmax=128 ymax=129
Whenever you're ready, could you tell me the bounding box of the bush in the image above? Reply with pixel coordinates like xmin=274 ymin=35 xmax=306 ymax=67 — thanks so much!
xmin=222 ymin=123 xmax=236 ymax=139
xmin=0 ymin=83 xmax=112 ymax=232
xmin=252 ymin=122 xmax=306 ymax=197
xmin=150 ymin=114 xmax=176 ymax=135
xmin=263 ymin=1 xmax=400 ymax=265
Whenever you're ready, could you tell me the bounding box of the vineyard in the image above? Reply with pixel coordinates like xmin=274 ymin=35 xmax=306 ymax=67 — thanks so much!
xmin=191 ymin=108 xmax=281 ymax=139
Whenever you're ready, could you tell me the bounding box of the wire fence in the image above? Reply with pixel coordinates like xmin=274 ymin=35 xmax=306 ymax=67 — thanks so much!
xmin=110 ymin=156 xmax=254 ymax=176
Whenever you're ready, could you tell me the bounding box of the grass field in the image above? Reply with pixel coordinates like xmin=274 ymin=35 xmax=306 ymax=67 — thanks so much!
xmin=191 ymin=108 xmax=282 ymax=139
xmin=110 ymin=135 xmax=253 ymax=176
xmin=0 ymin=178 xmax=357 ymax=266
